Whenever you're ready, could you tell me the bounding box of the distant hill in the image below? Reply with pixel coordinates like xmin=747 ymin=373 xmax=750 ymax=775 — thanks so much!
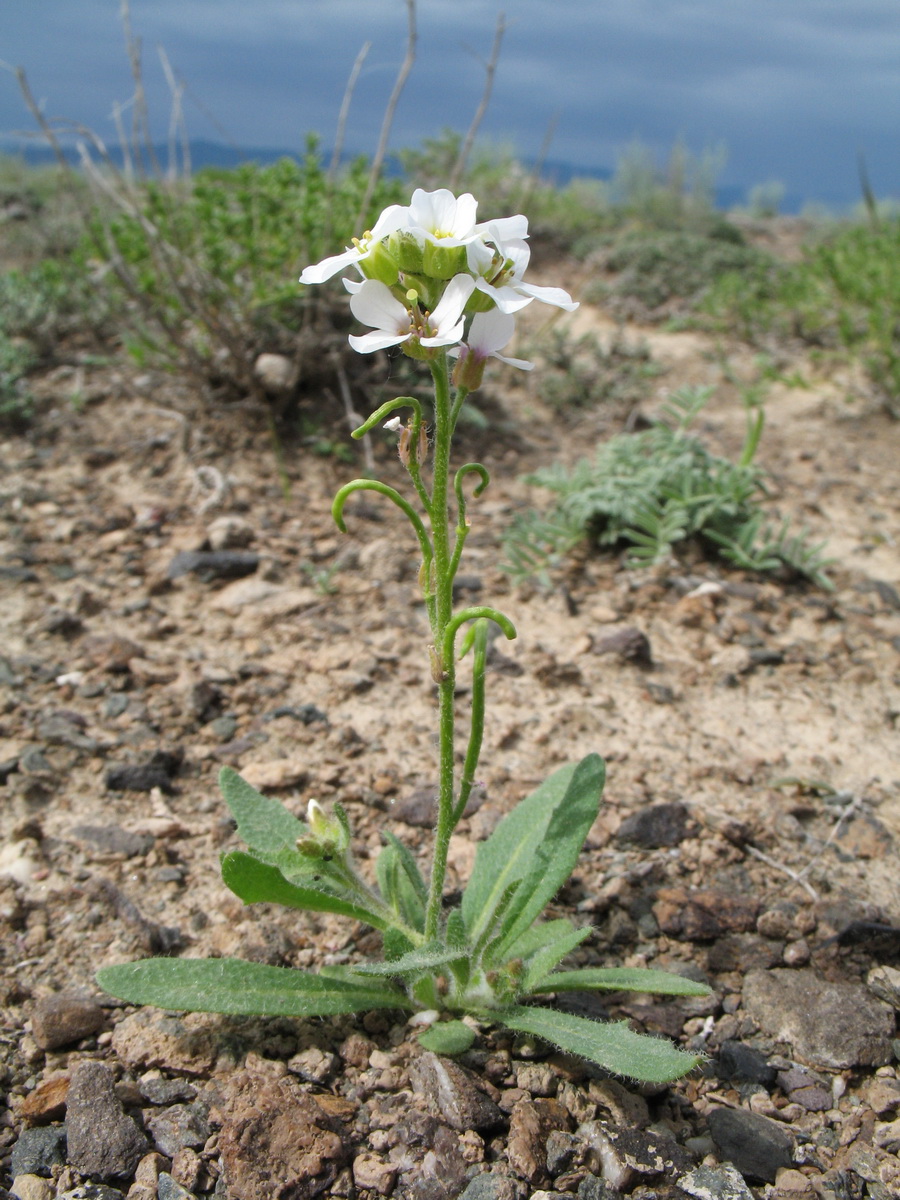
xmin=0 ymin=137 xmax=807 ymax=214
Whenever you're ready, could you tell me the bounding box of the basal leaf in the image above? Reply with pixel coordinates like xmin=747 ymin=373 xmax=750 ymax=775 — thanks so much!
xmin=219 ymin=766 xmax=305 ymax=855
xmin=463 ymin=756 xmax=604 ymax=943
xmin=382 ymin=832 xmax=428 ymax=904
xmin=530 ymin=967 xmax=711 ymax=997
xmin=501 ymin=918 xmax=580 ymax=963
xmin=97 ymin=957 xmax=409 ymax=1017
xmin=496 ymin=1005 xmax=702 ymax=1084
xmin=351 ymin=944 xmax=466 ymax=979
xmin=488 ymin=755 xmax=605 ymax=960
xmin=418 ymin=1020 xmax=476 ymax=1055
xmin=221 ymin=850 xmax=390 ymax=931
xmin=376 ymin=838 xmax=425 ymax=931
xmin=520 ymin=925 xmax=593 ymax=993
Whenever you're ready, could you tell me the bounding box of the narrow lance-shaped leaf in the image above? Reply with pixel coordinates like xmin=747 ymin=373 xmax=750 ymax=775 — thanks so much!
xmin=349 ymin=944 xmax=467 ymax=979
xmin=97 ymin=958 xmax=411 ymax=1017
xmin=496 ymin=1005 xmax=702 ymax=1084
xmin=418 ymin=1020 xmax=476 ymax=1055
xmin=221 ymin=851 xmax=391 ymax=931
xmin=520 ymin=925 xmax=593 ymax=994
xmin=530 ymin=967 xmax=712 ymax=997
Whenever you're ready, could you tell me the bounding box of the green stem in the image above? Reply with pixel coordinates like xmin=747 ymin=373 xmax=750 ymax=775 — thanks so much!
xmin=453 ymin=619 xmax=488 ymax=826
xmin=424 ymin=353 xmax=457 ymax=942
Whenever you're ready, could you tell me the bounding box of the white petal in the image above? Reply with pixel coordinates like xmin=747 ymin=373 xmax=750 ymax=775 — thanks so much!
xmin=342 ymin=277 xmax=365 ymax=294
xmin=466 ymin=238 xmax=495 ymax=275
xmin=299 ymin=247 xmax=361 ymax=284
xmin=451 ymin=193 xmax=478 ymax=235
xmin=421 ymin=317 xmax=465 ymax=348
xmin=476 ymin=280 xmax=533 ymax=314
xmin=468 ymin=309 xmax=516 ymax=355
xmin=369 ymin=203 xmax=410 ymax=239
xmin=430 ymin=274 xmax=477 ymax=332
xmin=476 ymin=214 xmax=529 ymax=241
xmin=517 ymin=282 xmax=579 ymax=311
xmin=349 ymin=330 xmax=408 ymax=353
xmin=502 ymin=239 xmax=531 ymax=279
xmin=494 ymin=352 xmax=534 ymax=371
xmin=350 ymin=280 xmax=409 ymax=332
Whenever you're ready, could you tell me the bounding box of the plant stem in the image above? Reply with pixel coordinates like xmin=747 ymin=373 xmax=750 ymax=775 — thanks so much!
xmin=424 ymin=353 xmax=457 ymax=942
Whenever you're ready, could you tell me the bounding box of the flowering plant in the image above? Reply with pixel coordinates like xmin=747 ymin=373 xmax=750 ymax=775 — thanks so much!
xmin=98 ymin=190 xmax=708 ymax=1082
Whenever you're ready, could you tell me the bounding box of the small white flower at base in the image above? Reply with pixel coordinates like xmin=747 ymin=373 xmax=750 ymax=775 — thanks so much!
xmin=408 ymin=1009 xmax=441 ymax=1027
xmin=383 ymin=415 xmax=404 ymax=432
xmin=450 ymin=310 xmax=533 ymax=389
xmin=468 ymin=230 xmax=578 ymax=313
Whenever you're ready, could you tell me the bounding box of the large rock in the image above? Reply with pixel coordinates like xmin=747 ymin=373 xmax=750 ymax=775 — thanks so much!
xmin=66 ymin=1060 xmax=148 ymax=1179
xmin=743 ymin=968 xmax=895 ymax=1069
xmin=706 ymin=1107 xmax=793 ymax=1184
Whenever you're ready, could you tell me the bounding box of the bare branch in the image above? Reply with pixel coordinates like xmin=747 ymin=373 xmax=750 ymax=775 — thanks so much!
xmin=520 ymin=109 xmax=559 ymax=210
xmin=450 ymin=12 xmax=505 ymax=191
xmin=330 ymin=41 xmax=372 ymax=183
xmin=357 ymin=0 xmax=417 ymax=229
xmin=158 ymin=45 xmax=191 ymax=180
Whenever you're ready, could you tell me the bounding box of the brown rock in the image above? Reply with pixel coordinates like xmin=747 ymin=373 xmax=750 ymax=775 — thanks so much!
xmin=31 ymin=992 xmax=105 ymax=1050
xmin=111 ymin=1009 xmax=220 ymax=1075
xmin=654 ymin=887 xmax=759 ymax=941
xmin=593 ymin=625 xmax=653 ymax=666
xmin=215 ymin=1068 xmax=350 ymax=1200
xmin=352 ymin=1153 xmax=398 ymax=1196
xmin=20 ymin=1075 xmax=70 ymax=1123
xmin=507 ymin=1097 xmax=570 ymax=1185
xmin=81 ymin=634 xmax=145 ymax=672
xmin=66 ymin=1059 xmax=149 ymax=1179
xmin=239 ymin=758 xmax=310 ymax=790
xmin=407 ymin=1052 xmax=504 ymax=1132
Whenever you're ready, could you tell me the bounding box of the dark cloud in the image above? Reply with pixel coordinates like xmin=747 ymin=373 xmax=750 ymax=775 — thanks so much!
xmin=2 ymin=0 xmax=898 ymax=207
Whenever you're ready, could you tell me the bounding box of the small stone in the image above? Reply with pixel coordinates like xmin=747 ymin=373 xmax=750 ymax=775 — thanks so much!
xmin=207 ymin=515 xmax=255 ymax=551
xmin=862 ymin=1076 xmax=900 ymax=1115
xmin=678 ymin=1162 xmax=754 ymax=1200
xmin=352 ymin=1153 xmax=398 ymax=1196
xmin=138 ymin=1076 xmax=198 ymax=1106
xmin=239 ymin=757 xmax=310 ymax=790
xmin=545 ymin=1130 xmax=578 ymax=1176
xmin=66 ymin=1060 xmax=149 ymax=1179
xmin=287 ymin=1046 xmax=338 ymax=1083
xmin=10 ymin=1175 xmax=54 ymax=1200
xmin=654 ymin=887 xmax=759 ymax=941
xmin=577 ymin=1121 xmax=690 ymax=1190
xmin=707 ymin=1106 xmax=794 ymax=1184
xmin=10 ymin=1126 xmax=67 ymax=1177
xmin=408 ymin=1052 xmax=505 ymax=1133
xmin=593 ymin=625 xmax=652 ymax=666
xmin=507 ymin=1098 xmax=570 ymax=1184
xmin=20 ymin=1074 xmax=70 ymax=1122
xmin=58 ymin=1188 xmax=127 ymax=1200
xmin=167 ymin=549 xmax=259 ymax=581
xmin=774 ymin=1167 xmax=817 ymax=1193
xmin=716 ymin=1040 xmax=776 ymax=1086
xmin=783 ymin=938 xmax=811 ymax=966
xmin=576 ymin=1176 xmax=620 ymax=1200
xmin=743 ymin=968 xmax=895 ymax=1069
xmin=146 ymin=1103 xmax=210 ymax=1156
xmin=112 ymin=1011 xmax=219 ymax=1075
xmin=874 ymin=1118 xmax=900 ymax=1153
xmin=868 ymin=965 xmax=900 ymax=1009
xmin=105 ymin=749 xmax=182 ymax=794
xmin=456 ymin=1174 xmax=520 ymax=1200
xmin=157 ymin=1175 xmax=196 ymax=1200
xmin=70 ymin=825 xmax=155 ymax=859
xmin=254 ymin=352 xmax=298 ymax=393
xmin=616 ymin=802 xmax=693 ymax=848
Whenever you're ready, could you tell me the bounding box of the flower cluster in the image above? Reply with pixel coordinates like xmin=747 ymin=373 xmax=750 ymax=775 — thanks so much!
xmin=299 ymin=188 xmax=577 ymax=388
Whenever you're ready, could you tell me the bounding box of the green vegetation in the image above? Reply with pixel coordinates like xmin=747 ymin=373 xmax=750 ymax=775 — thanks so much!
xmin=504 ymin=386 xmax=833 ymax=589
xmin=531 ymin=325 xmax=662 ymax=411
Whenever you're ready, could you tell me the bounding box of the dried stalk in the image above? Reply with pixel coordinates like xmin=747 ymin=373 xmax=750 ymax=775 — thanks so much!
xmin=330 ymin=40 xmax=372 ymax=182
xmin=357 ymin=0 xmax=417 ymax=229
xmin=450 ymin=12 xmax=506 ymax=191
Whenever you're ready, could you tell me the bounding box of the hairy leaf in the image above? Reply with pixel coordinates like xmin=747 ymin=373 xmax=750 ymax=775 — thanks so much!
xmin=221 ymin=850 xmax=390 ymax=930
xmin=350 ymin=944 xmax=466 ymax=978
xmin=219 ymin=766 xmax=305 ymax=855
xmin=530 ymin=967 xmax=711 ymax=996
xmin=520 ymin=925 xmax=593 ymax=993
xmin=418 ymin=1020 xmax=476 ymax=1055
xmin=97 ymin=957 xmax=410 ymax=1017
xmin=496 ymin=1005 xmax=702 ymax=1083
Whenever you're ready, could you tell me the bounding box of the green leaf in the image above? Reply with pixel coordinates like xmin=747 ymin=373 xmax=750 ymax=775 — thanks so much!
xmin=350 ymin=944 xmax=466 ymax=979
xmin=530 ymin=967 xmax=711 ymax=997
xmin=382 ymin=832 xmax=428 ymax=904
xmin=462 ymin=755 xmax=605 ymax=944
xmin=487 ymin=756 xmax=606 ymax=962
xmin=418 ymin=1020 xmax=476 ymax=1055
xmin=503 ymin=918 xmax=582 ymax=963
xmin=520 ymin=925 xmax=593 ymax=993
xmin=221 ymin=851 xmax=390 ymax=931
xmin=376 ymin=836 xmax=425 ymax=932
xmin=496 ymin=1005 xmax=702 ymax=1084
xmin=219 ymin=766 xmax=305 ymax=855
xmin=97 ymin=957 xmax=411 ymax=1017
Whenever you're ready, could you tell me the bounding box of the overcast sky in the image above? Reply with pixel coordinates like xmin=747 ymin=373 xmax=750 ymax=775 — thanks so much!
xmin=3 ymin=1 xmax=899 ymax=209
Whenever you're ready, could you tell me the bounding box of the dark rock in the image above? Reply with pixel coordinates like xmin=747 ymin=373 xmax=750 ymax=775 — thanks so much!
xmin=743 ymin=968 xmax=895 ymax=1069
xmin=408 ymin=1052 xmax=505 ymax=1132
xmin=31 ymin=992 xmax=106 ymax=1050
xmin=66 ymin=1061 xmax=148 ymax=1179
xmin=456 ymin=1173 xmax=521 ymax=1200
xmin=105 ymin=749 xmax=182 ymax=794
xmin=58 ymin=1187 xmax=127 ymax=1200
xmin=708 ymin=933 xmax=783 ymax=973
xmin=264 ymin=703 xmax=329 ymax=725
xmin=577 ymin=1176 xmax=622 ymax=1200
xmin=706 ymin=1106 xmax=794 ymax=1183
xmin=616 ymin=802 xmax=693 ymax=848
xmin=677 ymin=1162 xmax=755 ymax=1199
xmin=167 ymin=550 xmax=259 ymax=582
xmin=21 ymin=747 xmax=54 ymax=773
xmin=146 ymin=1103 xmax=210 ymax=1156
xmin=104 ymin=694 xmax=129 ymax=719
xmin=70 ymin=824 xmax=154 ymax=859
xmin=36 ymin=713 xmax=98 ymax=752
xmin=507 ymin=1097 xmax=571 ymax=1185
xmin=546 ymin=1130 xmax=579 ymax=1176
xmin=10 ymin=1125 xmax=68 ymax=1176
xmin=392 ymin=787 xmax=438 ymax=827
xmin=716 ymin=1041 xmax=776 ymax=1086
xmin=214 ymin=1067 xmax=350 ymax=1200
xmin=578 ymin=1121 xmax=692 ymax=1191
xmin=138 ymin=1077 xmax=198 ymax=1106
xmin=594 ymin=626 xmax=652 ymax=666
xmin=158 ymin=1173 xmax=197 ymax=1200
xmin=776 ymin=1065 xmax=832 ymax=1111
xmin=654 ymin=888 xmax=758 ymax=941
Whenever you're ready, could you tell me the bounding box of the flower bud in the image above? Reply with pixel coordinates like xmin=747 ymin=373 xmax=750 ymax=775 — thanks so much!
xmin=358 ymin=239 xmax=399 ymax=286
xmin=422 ymin=241 xmax=468 ymax=281
xmin=464 ymin=288 xmax=496 ymax=315
xmin=389 ymin=230 xmax=424 ymax=274
xmin=451 ymin=345 xmax=486 ymax=392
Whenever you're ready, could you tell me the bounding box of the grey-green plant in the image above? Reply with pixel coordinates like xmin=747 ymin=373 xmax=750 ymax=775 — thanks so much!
xmin=97 ymin=188 xmax=708 ymax=1083
xmin=504 ymin=386 xmax=833 ymax=589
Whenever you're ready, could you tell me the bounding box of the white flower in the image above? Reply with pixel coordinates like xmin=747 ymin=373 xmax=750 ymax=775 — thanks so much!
xmin=407 ymin=188 xmax=480 ymax=247
xmin=450 ymin=310 xmax=533 ymax=372
xmin=468 ymin=227 xmax=578 ymax=313
xmin=348 ymin=274 xmax=476 ymax=354
xmin=299 ymin=203 xmax=408 ymax=285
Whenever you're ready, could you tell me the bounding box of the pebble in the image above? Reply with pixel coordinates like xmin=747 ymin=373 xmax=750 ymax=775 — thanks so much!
xmin=654 ymin=887 xmax=759 ymax=940
xmin=65 ymin=1060 xmax=149 ymax=1179
xmin=408 ymin=1052 xmax=504 ymax=1133
xmin=157 ymin=1174 xmax=197 ymax=1200
xmin=615 ymin=802 xmax=693 ymax=848
xmin=238 ymin=756 xmax=310 ymax=790
xmin=868 ymin=964 xmax=900 ymax=1009
xmin=70 ymin=824 xmax=155 ymax=859
xmin=678 ymin=1162 xmax=755 ymax=1199
xmin=352 ymin=1153 xmax=398 ymax=1196
xmin=20 ymin=1074 xmax=70 ymax=1122
xmin=111 ymin=1011 xmax=220 ymax=1074
xmin=30 ymin=992 xmax=105 ymax=1050
xmin=456 ymin=1173 xmax=520 ymax=1200
xmin=145 ymin=1103 xmax=210 ymax=1156
xmin=10 ymin=1176 xmax=54 ymax=1200
xmin=743 ymin=968 xmax=895 ymax=1068
xmin=138 ymin=1076 xmax=198 ymax=1106
xmin=593 ymin=625 xmax=653 ymax=665
xmin=716 ymin=1040 xmax=776 ymax=1086
xmin=10 ymin=1125 xmax=68 ymax=1176
xmin=706 ymin=1106 xmax=794 ymax=1183
xmin=578 ymin=1120 xmax=691 ymax=1190
xmin=167 ymin=549 xmax=259 ymax=581
xmin=507 ymin=1097 xmax=570 ymax=1184
xmin=57 ymin=1187 xmax=126 ymax=1200
xmin=206 ymin=515 xmax=255 ymax=550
